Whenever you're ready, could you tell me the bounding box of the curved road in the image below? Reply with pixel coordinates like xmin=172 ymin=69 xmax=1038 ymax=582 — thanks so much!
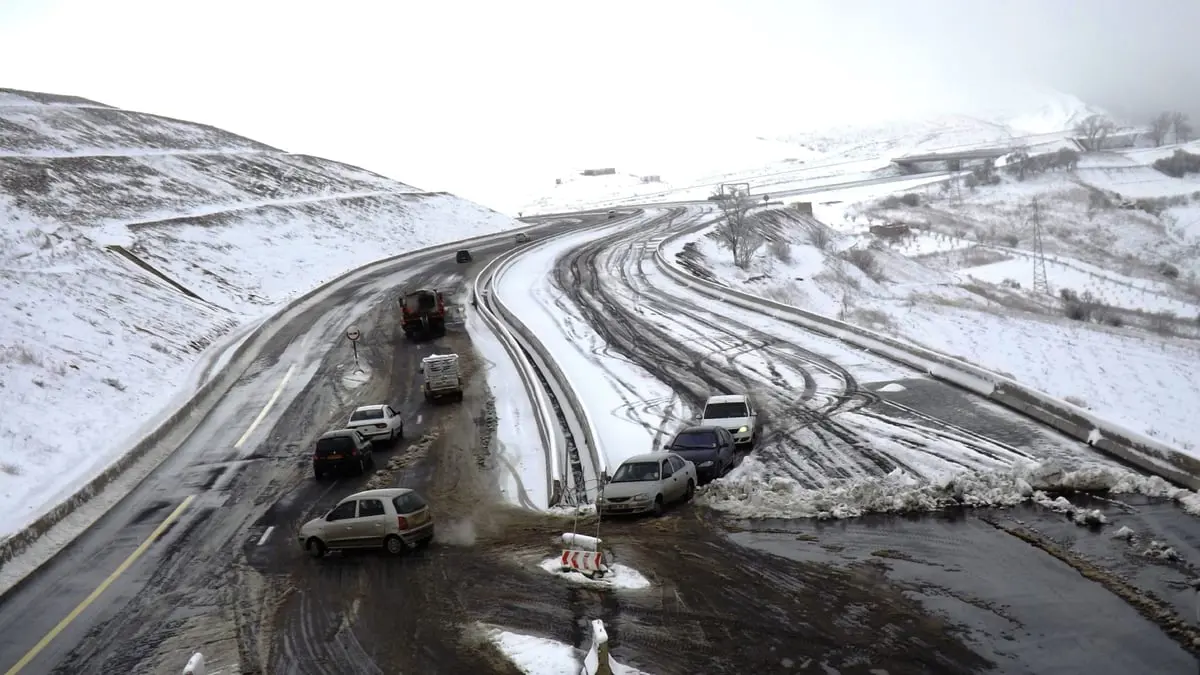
xmin=0 ymin=204 xmax=1198 ymax=674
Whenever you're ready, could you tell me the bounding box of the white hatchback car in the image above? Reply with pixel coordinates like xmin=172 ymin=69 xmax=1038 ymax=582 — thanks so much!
xmin=346 ymin=404 xmax=404 ymax=442
xmin=299 ymin=488 xmax=434 ymax=557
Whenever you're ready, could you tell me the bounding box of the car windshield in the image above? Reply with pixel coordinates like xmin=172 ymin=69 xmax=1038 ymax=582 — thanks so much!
xmin=672 ymin=431 xmax=718 ymax=448
xmin=350 ymin=408 xmax=384 ymax=421
xmin=610 ymin=461 xmax=660 ymax=483
xmin=703 ymin=402 xmax=748 ymax=419
xmin=315 ymin=436 xmax=355 ymax=455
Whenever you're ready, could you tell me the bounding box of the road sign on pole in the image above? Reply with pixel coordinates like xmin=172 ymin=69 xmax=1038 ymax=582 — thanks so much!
xmin=346 ymin=326 xmax=361 ymax=342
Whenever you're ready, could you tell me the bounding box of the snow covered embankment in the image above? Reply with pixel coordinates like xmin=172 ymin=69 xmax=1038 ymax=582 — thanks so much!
xmin=0 ymin=89 xmax=520 ymax=541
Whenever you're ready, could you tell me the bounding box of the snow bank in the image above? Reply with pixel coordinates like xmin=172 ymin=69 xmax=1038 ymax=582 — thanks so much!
xmin=700 ymin=456 xmax=1200 ymax=520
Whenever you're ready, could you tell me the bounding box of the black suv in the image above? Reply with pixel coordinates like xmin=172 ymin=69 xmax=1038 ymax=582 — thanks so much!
xmin=455 ymin=249 xmax=472 ymax=263
xmin=313 ymin=429 xmax=374 ymax=479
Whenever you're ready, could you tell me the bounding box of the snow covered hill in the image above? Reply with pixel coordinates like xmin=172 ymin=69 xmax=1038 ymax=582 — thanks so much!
xmin=0 ymin=88 xmax=518 ymax=538
xmin=518 ymin=90 xmax=1106 ymax=215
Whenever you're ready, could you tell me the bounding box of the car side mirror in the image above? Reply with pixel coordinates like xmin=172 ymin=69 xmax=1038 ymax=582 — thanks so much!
xmin=661 ymin=443 xmax=670 ymax=450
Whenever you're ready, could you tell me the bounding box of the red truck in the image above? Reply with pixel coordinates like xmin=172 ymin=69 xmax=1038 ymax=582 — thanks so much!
xmin=400 ymin=288 xmax=447 ymax=340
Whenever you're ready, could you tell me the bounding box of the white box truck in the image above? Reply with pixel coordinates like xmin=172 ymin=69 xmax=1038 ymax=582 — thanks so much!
xmin=422 ymin=353 xmax=464 ymax=403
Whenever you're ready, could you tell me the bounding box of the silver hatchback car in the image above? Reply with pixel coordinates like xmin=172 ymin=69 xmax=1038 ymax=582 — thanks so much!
xmin=299 ymin=488 xmax=434 ymax=558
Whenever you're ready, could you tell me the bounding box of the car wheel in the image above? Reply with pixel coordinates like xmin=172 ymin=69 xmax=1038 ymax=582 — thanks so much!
xmin=651 ymin=495 xmax=664 ymax=517
xmin=358 ymin=458 xmax=367 ymax=475
xmin=685 ymin=479 xmax=695 ymax=502
xmin=398 ymin=423 xmax=404 ymax=440
xmin=306 ymin=538 xmax=326 ymax=558
xmin=313 ymin=466 xmax=323 ymax=481
xmin=384 ymin=535 xmax=407 ymax=556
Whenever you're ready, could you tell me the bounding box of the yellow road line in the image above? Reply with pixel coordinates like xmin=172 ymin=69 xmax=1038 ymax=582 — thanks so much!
xmin=4 ymin=494 xmax=197 ymax=675
xmin=234 ymin=363 xmax=297 ymax=449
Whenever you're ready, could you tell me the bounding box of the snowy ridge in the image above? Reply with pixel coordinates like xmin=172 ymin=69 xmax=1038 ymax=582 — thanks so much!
xmin=0 ymin=89 xmax=520 ymax=538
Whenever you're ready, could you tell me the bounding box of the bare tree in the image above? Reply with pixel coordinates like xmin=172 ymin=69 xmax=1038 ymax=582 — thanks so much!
xmin=711 ymin=195 xmax=764 ymax=269
xmin=1170 ymin=112 xmax=1193 ymax=143
xmin=1074 ymin=114 xmax=1115 ymax=151
xmin=1148 ymin=112 xmax=1173 ymax=147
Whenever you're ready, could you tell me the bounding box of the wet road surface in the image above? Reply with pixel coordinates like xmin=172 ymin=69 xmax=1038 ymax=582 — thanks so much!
xmin=2 ymin=208 xmax=1200 ymax=675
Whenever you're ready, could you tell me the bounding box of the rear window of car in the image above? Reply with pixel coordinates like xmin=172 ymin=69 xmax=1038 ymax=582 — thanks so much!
xmin=405 ymin=290 xmax=439 ymax=309
xmin=315 ymin=436 xmax=355 ymax=456
xmin=704 ymin=402 xmax=748 ymax=419
xmin=392 ymin=492 xmax=427 ymax=514
xmin=672 ymin=430 xmax=718 ymax=447
xmin=350 ymin=408 xmax=384 ymax=421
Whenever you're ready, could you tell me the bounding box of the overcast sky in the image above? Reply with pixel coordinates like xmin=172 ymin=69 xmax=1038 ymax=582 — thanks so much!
xmin=2 ymin=0 xmax=1197 ymax=211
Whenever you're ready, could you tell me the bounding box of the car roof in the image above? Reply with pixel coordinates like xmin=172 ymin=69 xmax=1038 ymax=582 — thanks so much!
xmin=705 ymin=394 xmax=749 ymax=404
xmin=353 ymin=404 xmax=386 ymax=412
xmin=676 ymin=426 xmax=719 ymax=434
xmin=342 ymin=487 xmax=414 ymax=501
xmin=319 ymin=429 xmax=360 ymax=439
xmin=621 ymin=452 xmax=672 ymax=464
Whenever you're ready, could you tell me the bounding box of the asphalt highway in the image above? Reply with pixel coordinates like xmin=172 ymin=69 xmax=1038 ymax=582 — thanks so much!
xmin=1 ymin=204 xmax=1198 ymax=675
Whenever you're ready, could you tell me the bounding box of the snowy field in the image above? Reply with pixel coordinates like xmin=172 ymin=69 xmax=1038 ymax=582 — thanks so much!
xmin=483 ymin=625 xmax=650 ymax=675
xmin=0 ymin=94 xmax=523 ymax=538
xmin=517 ymin=90 xmax=1104 ymax=216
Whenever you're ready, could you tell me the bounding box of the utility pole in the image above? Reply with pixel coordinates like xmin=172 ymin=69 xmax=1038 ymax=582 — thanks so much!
xmin=1031 ymin=198 xmax=1049 ymax=295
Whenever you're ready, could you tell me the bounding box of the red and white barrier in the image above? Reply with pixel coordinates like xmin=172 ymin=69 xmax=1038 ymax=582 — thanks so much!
xmin=183 ymin=652 xmax=205 ymax=675
xmin=561 ymin=548 xmax=606 ymax=574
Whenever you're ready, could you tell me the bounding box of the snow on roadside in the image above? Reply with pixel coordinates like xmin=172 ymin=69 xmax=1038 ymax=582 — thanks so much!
xmin=483 ymin=626 xmax=652 ymax=675
xmin=701 ymin=456 xmax=1200 ymax=521
xmin=495 ymin=216 xmax=689 ymax=471
xmin=0 ymin=192 xmax=519 ymax=540
xmin=463 ymin=302 xmax=549 ymax=510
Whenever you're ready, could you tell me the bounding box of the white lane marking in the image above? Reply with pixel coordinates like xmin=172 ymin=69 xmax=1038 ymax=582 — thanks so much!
xmin=257 ymin=526 xmax=275 ymax=546
xmin=234 ymin=363 xmax=297 ymax=449
xmin=416 ymin=414 xmax=423 ymax=424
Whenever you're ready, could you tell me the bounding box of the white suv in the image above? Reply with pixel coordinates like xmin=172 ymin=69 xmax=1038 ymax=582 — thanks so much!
xmin=699 ymin=394 xmax=757 ymax=448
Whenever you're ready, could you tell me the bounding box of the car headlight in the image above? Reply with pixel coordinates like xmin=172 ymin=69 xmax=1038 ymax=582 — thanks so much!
xmin=738 ymin=426 xmax=748 ymax=434
xmin=633 ymin=493 xmax=650 ymax=501
xmin=699 ymin=461 xmax=714 ymax=468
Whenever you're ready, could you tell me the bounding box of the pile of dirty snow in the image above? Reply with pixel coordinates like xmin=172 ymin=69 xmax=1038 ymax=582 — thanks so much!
xmin=699 ymin=457 xmax=1200 ymax=520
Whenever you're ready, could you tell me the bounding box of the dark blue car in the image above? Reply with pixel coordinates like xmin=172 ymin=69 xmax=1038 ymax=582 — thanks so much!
xmin=661 ymin=426 xmax=736 ymax=483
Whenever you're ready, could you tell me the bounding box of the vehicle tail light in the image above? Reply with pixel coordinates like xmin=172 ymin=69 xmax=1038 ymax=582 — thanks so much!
xmin=397 ymin=516 xmax=409 ymax=530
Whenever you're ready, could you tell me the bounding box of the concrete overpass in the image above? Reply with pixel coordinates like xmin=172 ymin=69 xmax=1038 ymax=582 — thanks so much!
xmin=892 ymin=147 xmax=1014 ymax=173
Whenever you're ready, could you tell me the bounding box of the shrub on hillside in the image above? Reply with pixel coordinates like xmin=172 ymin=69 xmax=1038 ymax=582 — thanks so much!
xmin=768 ymin=237 xmax=792 ymax=263
xmin=1157 ymin=262 xmax=1180 ymax=279
xmin=1152 ymin=150 xmax=1200 ymax=178
xmin=1001 ymin=234 xmax=1019 ymax=247
xmin=842 ymin=248 xmax=882 ymax=281
xmin=808 ymin=226 xmax=831 ymax=250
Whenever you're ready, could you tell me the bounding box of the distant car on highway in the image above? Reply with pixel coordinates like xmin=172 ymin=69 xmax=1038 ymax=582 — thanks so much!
xmin=607 ymin=210 xmax=617 ymax=219
xmin=660 ymin=426 xmax=736 ymax=483
xmin=515 ymin=232 xmax=530 ymax=243
xmin=312 ymin=429 xmax=375 ymax=479
xmin=299 ymin=487 xmax=435 ymax=558
xmin=455 ymin=249 xmax=473 ymax=263
xmin=346 ymin=404 xmax=404 ymax=443
xmin=598 ymin=452 xmax=696 ymax=517
xmin=699 ymin=394 xmax=758 ymax=448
